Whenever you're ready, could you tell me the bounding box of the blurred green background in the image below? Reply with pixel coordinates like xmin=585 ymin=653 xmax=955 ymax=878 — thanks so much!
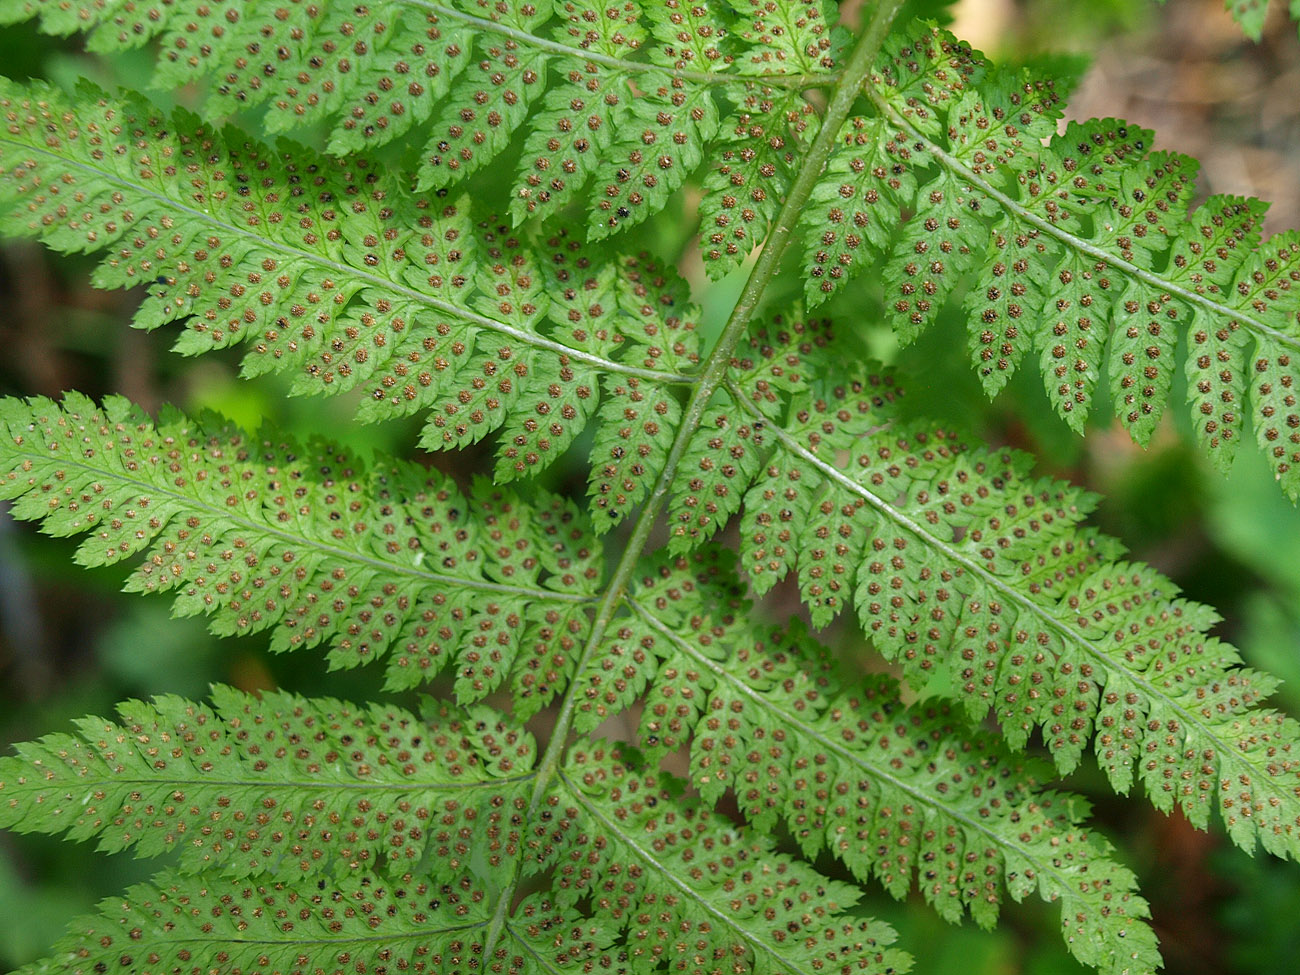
xmin=2 ymin=0 xmax=1300 ymax=972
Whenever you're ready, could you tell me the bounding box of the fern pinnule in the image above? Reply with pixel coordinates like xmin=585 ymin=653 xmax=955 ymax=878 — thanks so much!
xmin=1220 ymin=0 xmax=1300 ymax=40
xmin=676 ymin=322 xmax=1300 ymax=861
xmin=566 ymin=549 xmax=1158 ymax=975
xmin=698 ymin=86 xmax=821 ymax=276
xmin=0 ymin=394 xmax=603 ymax=708
xmin=0 ymin=0 xmax=841 ymax=239
xmin=798 ymin=21 xmax=1300 ymax=495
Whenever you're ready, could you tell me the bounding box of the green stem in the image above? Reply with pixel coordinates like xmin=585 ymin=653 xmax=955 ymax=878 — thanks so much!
xmin=537 ymin=0 xmax=904 ymax=788
xmin=478 ymin=0 xmax=905 ymax=952
xmin=475 ymin=0 xmax=904 ymax=956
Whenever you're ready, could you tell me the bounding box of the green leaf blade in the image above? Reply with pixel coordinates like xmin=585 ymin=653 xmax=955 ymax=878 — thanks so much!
xmin=0 ymin=397 xmax=603 ymax=700
xmin=0 ymin=689 xmax=537 ymax=879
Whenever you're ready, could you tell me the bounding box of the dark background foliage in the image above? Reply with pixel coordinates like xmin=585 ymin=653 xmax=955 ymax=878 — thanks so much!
xmin=1 ymin=1 xmax=1298 ymax=972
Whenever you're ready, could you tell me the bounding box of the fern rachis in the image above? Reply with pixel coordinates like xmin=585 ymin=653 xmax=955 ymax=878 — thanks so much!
xmin=0 ymin=2 xmax=1298 ymax=974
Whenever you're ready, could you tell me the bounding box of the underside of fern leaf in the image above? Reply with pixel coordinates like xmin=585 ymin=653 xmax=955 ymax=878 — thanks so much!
xmin=698 ymin=321 xmax=1300 ymax=857
xmin=5 ymin=11 xmax=1300 ymax=498
xmin=1211 ymin=0 xmax=1300 ymax=40
xmin=3 ymin=3 xmax=1300 ymax=975
xmin=0 ymin=394 xmax=605 ymax=710
xmin=0 ymin=78 xmax=708 ymax=529
xmin=610 ymin=556 xmax=1158 ymax=973
xmin=0 ymin=647 xmax=1156 ymax=974
xmin=0 ymin=689 xmax=916 ymax=975
xmin=0 ymin=0 xmax=840 ymax=240
xmin=7 ymin=381 xmax=1299 ymax=972
xmin=799 ymin=22 xmax=1300 ymax=496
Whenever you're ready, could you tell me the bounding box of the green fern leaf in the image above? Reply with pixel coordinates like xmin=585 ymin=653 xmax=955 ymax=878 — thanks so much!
xmin=33 ymin=15 xmax=1300 ymax=497
xmin=582 ymin=551 xmax=1161 ymax=975
xmin=587 ymin=376 xmax=683 ymax=529
xmin=0 ymin=0 xmax=840 ymax=242
xmin=326 ymin=9 xmax=476 ymax=155
xmin=700 ymin=89 xmax=819 ymax=276
xmin=18 ymin=870 xmax=510 ymax=975
xmin=648 ymin=0 xmax=730 ymax=71
xmin=418 ymin=14 xmax=549 ymax=193
xmin=539 ymin=741 xmax=910 ymax=975
xmin=727 ymin=0 xmax=839 ymax=74
xmin=7 ymin=5 xmax=1300 ymax=973
xmin=509 ymin=64 xmax=630 ymax=225
xmin=666 ymin=313 xmax=835 ymax=554
xmin=19 ymin=867 xmax=901 ymax=975
xmin=0 ymin=689 xmax=535 ymax=877
xmin=1227 ymin=0 xmax=1272 ymax=39
xmin=705 ymin=328 xmax=1300 ymax=860
xmin=587 ymin=74 xmax=720 ymax=239
xmin=3 ymin=690 xmax=910 ymax=975
xmin=795 ymin=20 xmax=1300 ymax=494
xmin=664 ymin=387 xmax=769 ymax=550
xmin=0 ymin=395 xmax=602 ymax=705
xmin=801 ymin=115 xmax=916 ymax=300
xmin=0 ymin=79 xmax=701 ymax=515
xmin=0 ymin=388 xmax=1168 ymax=972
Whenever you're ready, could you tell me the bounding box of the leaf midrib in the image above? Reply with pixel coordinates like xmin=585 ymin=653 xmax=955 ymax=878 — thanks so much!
xmin=90 ymin=917 xmax=490 ymax=948
xmin=21 ymin=769 xmax=537 ymax=795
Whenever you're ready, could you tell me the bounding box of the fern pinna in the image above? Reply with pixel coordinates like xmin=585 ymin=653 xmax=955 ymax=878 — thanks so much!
xmin=0 ymin=1 xmax=1298 ymax=974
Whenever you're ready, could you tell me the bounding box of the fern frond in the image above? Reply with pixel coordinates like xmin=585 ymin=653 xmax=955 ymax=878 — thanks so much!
xmin=0 ymin=689 xmax=536 ymax=877
xmin=579 ymin=551 xmax=1159 ymax=975
xmin=532 ymin=741 xmax=908 ymax=975
xmin=3 ymin=690 xmax=910 ymax=975
xmin=681 ymin=324 xmax=1300 ymax=862
xmin=8 ymin=4 xmax=1300 ymax=972
xmin=0 ymin=0 xmax=841 ymax=239
xmin=19 ymin=870 xmax=510 ymax=975
xmin=0 ymin=388 xmax=1164 ymax=972
xmin=0 ymin=394 xmax=602 ymax=708
xmin=21 ymin=869 xmax=904 ymax=975
xmin=0 ymin=79 xmax=705 ymax=515
xmin=798 ymin=21 xmax=1300 ymax=495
